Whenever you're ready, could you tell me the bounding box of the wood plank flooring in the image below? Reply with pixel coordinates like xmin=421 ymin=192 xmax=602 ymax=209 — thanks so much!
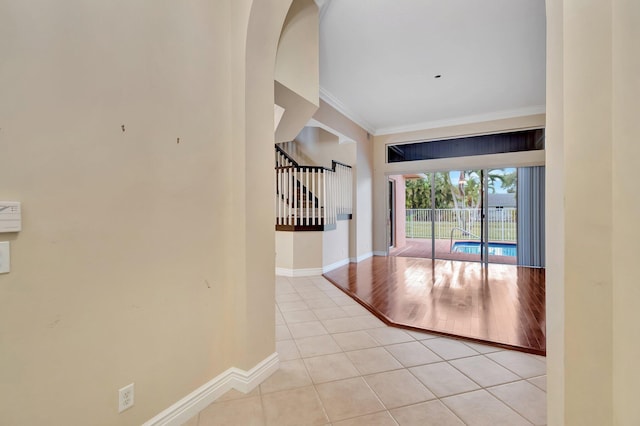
xmin=323 ymin=256 xmax=546 ymax=355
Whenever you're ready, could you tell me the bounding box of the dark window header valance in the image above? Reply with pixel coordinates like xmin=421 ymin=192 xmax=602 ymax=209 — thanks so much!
xmin=387 ymin=128 xmax=544 ymax=163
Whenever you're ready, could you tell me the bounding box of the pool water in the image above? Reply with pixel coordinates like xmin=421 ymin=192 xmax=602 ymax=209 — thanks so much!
xmin=452 ymin=241 xmax=517 ymax=257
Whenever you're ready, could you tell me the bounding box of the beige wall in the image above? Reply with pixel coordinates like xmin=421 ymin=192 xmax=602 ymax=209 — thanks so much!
xmin=546 ymin=1 xmax=640 ymax=425
xmin=274 ymin=220 xmax=349 ymax=274
xmin=273 ymin=0 xmax=319 ymax=143
xmin=295 ymin=127 xmax=357 ymax=168
xmin=544 ymin=0 xmax=564 ymax=423
xmin=372 ymin=115 xmax=546 ymax=254
xmin=275 ymin=231 xmax=323 ymax=271
xmin=0 ymin=0 xmax=291 ymax=424
xmin=275 ymin=0 xmax=319 ymax=107
xmin=612 ymin=1 xmax=640 ymax=423
xmin=274 ymin=80 xmax=319 ymax=143
xmin=322 ymin=220 xmax=350 ymax=269
xmin=312 ymin=100 xmax=374 ymax=261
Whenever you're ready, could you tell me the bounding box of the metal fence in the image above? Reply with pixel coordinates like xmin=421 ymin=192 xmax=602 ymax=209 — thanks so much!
xmin=406 ymin=208 xmax=517 ymax=242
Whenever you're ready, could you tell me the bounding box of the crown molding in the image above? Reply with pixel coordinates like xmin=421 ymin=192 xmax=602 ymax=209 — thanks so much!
xmin=318 ymin=87 xmax=545 ymax=137
xmin=374 ymin=105 xmax=546 ymax=136
xmin=319 ymin=87 xmax=376 ymax=135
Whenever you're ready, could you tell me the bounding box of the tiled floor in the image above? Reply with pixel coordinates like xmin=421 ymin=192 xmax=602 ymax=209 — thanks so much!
xmin=184 ymin=275 xmax=547 ymax=426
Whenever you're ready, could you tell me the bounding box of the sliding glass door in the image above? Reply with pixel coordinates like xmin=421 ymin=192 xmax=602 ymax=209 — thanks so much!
xmin=484 ymin=168 xmax=518 ymax=264
xmin=401 ymin=167 xmax=521 ymax=265
xmin=432 ymin=170 xmax=483 ymax=262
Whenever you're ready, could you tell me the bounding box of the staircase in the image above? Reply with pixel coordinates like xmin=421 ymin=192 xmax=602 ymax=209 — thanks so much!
xmin=275 ymin=144 xmax=352 ymax=231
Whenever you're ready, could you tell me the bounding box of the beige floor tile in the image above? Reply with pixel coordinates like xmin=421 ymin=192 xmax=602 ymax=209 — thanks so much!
xmin=296 ymin=334 xmax=342 ymax=358
xmin=528 ymin=375 xmax=547 ymax=391
xmin=341 ymin=304 xmax=371 ymax=317
xmin=421 ymin=337 xmax=479 ymax=360
xmin=313 ymin=306 xmax=351 ymax=320
xmin=367 ymin=328 xmax=414 ymax=345
xmin=390 ymin=400 xmax=464 ymax=426
xmin=385 ymin=341 xmax=442 ymax=367
xmin=316 ymin=377 xmax=385 ymax=421
xmin=305 ymin=297 xmax=339 ymax=309
xmin=330 ymin=295 xmax=361 ymax=307
xmin=346 ymin=347 xmax=403 ymax=375
xmin=304 ymin=353 xmax=360 ymax=383
xmin=364 ymin=369 xmax=435 ymax=409
xmin=486 ymin=351 xmax=547 ymax=378
xmin=282 ymin=309 xmax=318 ymax=324
xmin=289 ymin=277 xmax=314 ymax=287
xmin=442 ymin=389 xmax=530 ymax=426
xmin=333 ymin=330 xmax=380 ymax=351
xmin=318 ymin=284 xmax=343 ymax=295
xmin=198 ymin=396 xmax=264 ymax=426
xmin=462 ymin=341 xmax=504 ymax=354
xmin=322 ymin=289 xmax=346 ymax=299
xmin=489 ymin=380 xmax=547 ymax=425
xmin=259 ymin=359 xmax=312 ymax=394
xmin=531 ymin=354 xmax=547 ymax=364
xmin=278 ymin=300 xmax=310 ymax=312
xmin=410 ymin=362 xmax=480 ymax=397
xmin=450 ymin=355 xmax=520 ymax=387
xmin=276 ymin=339 xmax=301 ymax=361
xmin=276 ymin=324 xmax=292 ymax=341
xmin=333 ymin=411 xmax=398 ymax=426
xmin=297 ymin=290 xmax=330 ymax=300
xmin=275 ymin=281 xmax=295 ymax=295
xmin=355 ymin=316 xmax=387 ymax=329
xmin=275 ymin=309 xmax=285 ymax=325
xmin=288 ymin=321 xmax=329 ymax=338
xmin=290 ymin=279 xmax=316 ymax=288
xmin=405 ymin=330 xmax=439 ymax=340
xmin=323 ymin=317 xmax=369 ymax=333
xmin=215 ymin=386 xmax=260 ymax=402
xmin=262 ymin=386 xmax=329 ymax=426
xmin=276 ymin=293 xmax=303 ymax=303
xmin=310 ymin=276 xmax=331 ymax=285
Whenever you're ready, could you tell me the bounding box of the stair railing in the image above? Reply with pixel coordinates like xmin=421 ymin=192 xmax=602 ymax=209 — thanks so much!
xmin=275 ymin=145 xmax=352 ymax=229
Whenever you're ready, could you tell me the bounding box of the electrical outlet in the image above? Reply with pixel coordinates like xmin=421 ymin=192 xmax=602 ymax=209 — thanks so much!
xmin=118 ymin=383 xmax=134 ymax=413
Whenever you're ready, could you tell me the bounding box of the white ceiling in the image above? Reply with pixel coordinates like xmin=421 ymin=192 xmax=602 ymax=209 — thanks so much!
xmin=318 ymin=0 xmax=546 ymax=135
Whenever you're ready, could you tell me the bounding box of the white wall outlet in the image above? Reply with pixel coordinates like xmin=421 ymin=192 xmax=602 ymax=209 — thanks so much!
xmin=0 ymin=241 xmax=10 ymax=274
xmin=118 ymin=383 xmax=135 ymax=413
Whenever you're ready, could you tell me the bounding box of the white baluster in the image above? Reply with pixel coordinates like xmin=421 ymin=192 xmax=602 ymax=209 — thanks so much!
xmin=311 ymin=169 xmax=316 ymax=225
xmin=305 ymin=168 xmax=311 ymax=225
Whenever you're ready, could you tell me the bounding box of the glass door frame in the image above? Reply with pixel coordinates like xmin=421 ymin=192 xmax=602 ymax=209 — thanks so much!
xmin=392 ymin=167 xmax=517 ymax=265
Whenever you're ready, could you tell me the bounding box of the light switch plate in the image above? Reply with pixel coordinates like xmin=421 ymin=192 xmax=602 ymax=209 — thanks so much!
xmin=0 ymin=241 xmax=9 ymax=273
xmin=0 ymin=202 xmax=21 ymax=233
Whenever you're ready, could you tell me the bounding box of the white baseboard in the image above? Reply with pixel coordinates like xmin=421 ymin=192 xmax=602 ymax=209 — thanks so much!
xmin=276 ymin=258 xmax=351 ymax=277
xmin=373 ymin=251 xmax=388 ymax=257
xmin=143 ymin=353 xmax=279 ymax=426
xmin=322 ymin=258 xmax=350 ymax=273
xmin=350 ymin=252 xmax=373 ymax=263
xmin=275 ymin=267 xmax=324 ymax=277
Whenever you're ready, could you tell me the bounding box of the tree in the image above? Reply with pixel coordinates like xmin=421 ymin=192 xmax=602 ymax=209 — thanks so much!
xmin=405 ymin=175 xmax=455 ymax=209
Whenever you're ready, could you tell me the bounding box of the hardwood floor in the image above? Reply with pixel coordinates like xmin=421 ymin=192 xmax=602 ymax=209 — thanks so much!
xmin=323 ymin=256 xmax=546 ymax=355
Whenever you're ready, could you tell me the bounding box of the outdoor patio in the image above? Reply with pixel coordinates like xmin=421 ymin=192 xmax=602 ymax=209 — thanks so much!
xmin=390 ymin=238 xmax=518 ymax=265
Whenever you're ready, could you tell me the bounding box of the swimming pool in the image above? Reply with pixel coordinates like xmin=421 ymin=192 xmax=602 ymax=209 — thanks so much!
xmin=452 ymin=241 xmax=517 ymax=257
